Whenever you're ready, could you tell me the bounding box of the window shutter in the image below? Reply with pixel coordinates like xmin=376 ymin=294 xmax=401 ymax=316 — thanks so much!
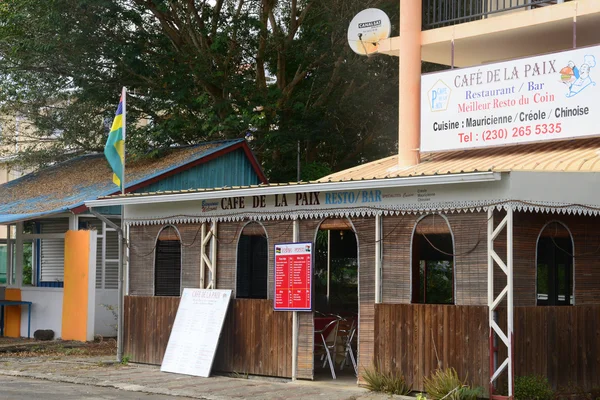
xmin=104 ymin=229 xmax=119 ymax=289
xmin=155 ymin=233 xmax=181 ymax=297
xmin=39 ymin=220 xmax=69 ymax=283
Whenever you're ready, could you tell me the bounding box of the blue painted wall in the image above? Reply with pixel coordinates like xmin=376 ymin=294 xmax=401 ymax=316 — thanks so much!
xmin=135 ymin=148 xmax=261 ymax=194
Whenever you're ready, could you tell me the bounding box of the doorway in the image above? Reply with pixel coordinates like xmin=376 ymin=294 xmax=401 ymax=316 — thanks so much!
xmin=312 ymin=218 xmax=358 ymax=382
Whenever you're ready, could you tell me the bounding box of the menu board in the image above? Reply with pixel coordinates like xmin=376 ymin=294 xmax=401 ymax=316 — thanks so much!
xmin=161 ymin=289 xmax=232 ymax=377
xmin=274 ymin=242 xmax=312 ymax=311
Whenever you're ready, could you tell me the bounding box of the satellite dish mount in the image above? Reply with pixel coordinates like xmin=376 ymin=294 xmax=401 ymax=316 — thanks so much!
xmin=347 ymin=8 xmax=391 ymax=56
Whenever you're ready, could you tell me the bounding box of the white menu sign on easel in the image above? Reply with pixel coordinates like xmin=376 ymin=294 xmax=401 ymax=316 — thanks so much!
xmin=161 ymin=289 xmax=232 ymax=377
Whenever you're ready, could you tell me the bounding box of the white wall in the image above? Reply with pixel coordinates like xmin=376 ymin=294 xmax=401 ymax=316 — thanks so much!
xmin=20 ymin=287 xmax=63 ymax=339
xmin=18 ymin=287 xmax=115 ymax=340
xmin=94 ymin=289 xmax=118 ymax=338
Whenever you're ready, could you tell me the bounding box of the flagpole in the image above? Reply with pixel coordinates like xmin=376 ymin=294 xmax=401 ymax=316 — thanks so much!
xmin=121 ymin=87 xmax=126 ymax=195
xmin=117 ymin=86 xmax=126 ymax=363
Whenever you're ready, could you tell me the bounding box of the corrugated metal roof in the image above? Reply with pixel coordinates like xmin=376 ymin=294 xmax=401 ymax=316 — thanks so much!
xmin=93 ymin=138 xmax=600 ymax=202
xmin=0 ymin=139 xmax=255 ymax=223
xmin=319 ymin=138 xmax=600 ymax=182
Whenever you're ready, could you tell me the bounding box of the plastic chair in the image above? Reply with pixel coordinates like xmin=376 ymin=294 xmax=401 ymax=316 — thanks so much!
xmin=337 ymin=318 xmax=357 ymax=375
xmin=314 ymin=318 xmax=339 ymax=379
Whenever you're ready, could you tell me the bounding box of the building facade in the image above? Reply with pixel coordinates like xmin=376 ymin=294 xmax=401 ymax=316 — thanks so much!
xmin=88 ymin=1 xmax=600 ymax=398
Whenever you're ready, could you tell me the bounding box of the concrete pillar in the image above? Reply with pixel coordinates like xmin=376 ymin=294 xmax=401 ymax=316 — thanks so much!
xmin=398 ymin=0 xmax=422 ymax=167
xmin=62 ymin=230 xmax=97 ymax=341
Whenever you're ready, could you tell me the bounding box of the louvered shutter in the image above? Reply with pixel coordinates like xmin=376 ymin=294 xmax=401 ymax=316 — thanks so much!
xmin=104 ymin=229 xmax=119 ymax=289
xmin=39 ymin=220 xmax=69 ymax=283
xmin=84 ymin=219 xmax=104 ymax=289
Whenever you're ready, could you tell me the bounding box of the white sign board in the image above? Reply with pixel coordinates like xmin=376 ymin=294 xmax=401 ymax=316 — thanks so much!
xmin=421 ymin=45 xmax=600 ymax=152
xmin=161 ymin=289 xmax=232 ymax=377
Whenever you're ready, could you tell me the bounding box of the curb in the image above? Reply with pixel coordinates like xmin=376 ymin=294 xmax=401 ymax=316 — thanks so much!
xmin=0 ymin=369 xmax=212 ymax=399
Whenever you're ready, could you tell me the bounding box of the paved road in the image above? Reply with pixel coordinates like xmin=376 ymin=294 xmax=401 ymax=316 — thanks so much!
xmin=0 ymin=374 xmax=198 ymax=400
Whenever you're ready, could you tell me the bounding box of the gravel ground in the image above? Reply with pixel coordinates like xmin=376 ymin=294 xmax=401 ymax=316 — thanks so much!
xmin=0 ymin=337 xmax=117 ymax=359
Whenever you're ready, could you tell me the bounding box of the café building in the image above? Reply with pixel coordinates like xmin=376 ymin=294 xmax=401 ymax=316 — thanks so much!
xmin=87 ymin=44 xmax=600 ymax=396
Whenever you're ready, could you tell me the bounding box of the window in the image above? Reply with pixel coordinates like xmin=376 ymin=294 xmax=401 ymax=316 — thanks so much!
xmin=537 ymin=222 xmax=573 ymax=306
xmin=236 ymin=223 xmax=268 ymax=299
xmin=39 ymin=220 xmax=68 ymax=287
xmin=0 ymin=242 xmax=7 ymax=284
xmin=412 ymin=214 xmax=454 ymax=304
xmin=81 ymin=218 xmax=120 ymax=290
xmin=154 ymin=226 xmax=182 ymax=297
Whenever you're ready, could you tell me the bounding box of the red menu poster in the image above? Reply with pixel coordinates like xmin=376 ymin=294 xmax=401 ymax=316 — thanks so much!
xmin=274 ymin=242 xmax=312 ymax=311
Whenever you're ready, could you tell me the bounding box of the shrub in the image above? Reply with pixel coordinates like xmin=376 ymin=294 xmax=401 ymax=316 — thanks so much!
xmin=514 ymin=375 xmax=554 ymax=400
xmin=458 ymin=386 xmax=484 ymax=400
xmin=362 ymin=365 xmax=412 ymax=396
xmin=424 ymin=368 xmax=481 ymax=400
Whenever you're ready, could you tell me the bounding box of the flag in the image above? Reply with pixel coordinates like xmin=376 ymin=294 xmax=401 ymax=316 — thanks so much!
xmin=104 ymin=88 xmax=126 ymax=190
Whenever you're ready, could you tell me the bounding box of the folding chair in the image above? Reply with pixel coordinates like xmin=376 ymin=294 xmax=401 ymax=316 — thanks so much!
xmin=314 ymin=318 xmax=339 ymax=379
xmin=337 ymin=317 xmax=357 ymax=375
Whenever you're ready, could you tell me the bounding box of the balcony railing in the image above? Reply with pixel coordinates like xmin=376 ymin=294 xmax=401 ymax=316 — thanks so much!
xmin=423 ymin=0 xmax=567 ymax=29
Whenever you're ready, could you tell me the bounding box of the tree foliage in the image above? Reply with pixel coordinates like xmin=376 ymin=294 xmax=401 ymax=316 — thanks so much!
xmin=0 ymin=0 xmax=400 ymax=181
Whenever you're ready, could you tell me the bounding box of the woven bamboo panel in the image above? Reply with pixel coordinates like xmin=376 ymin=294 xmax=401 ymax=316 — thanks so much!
xmin=380 ymin=212 xmax=489 ymax=306
xmin=129 ymin=223 xmax=204 ymax=295
xmin=263 ymin=220 xmax=294 ymax=300
xmin=446 ymin=212 xmax=489 ymax=306
xmin=517 ymin=212 xmax=600 ymax=306
xmin=178 ymin=223 xmax=202 ymax=290
xmin=296 ymin=311 xmax=315 ymax=380
xmin=129 ymin=224 xmax=162 ymax=296
xmin=216 ymin=221 xmax=243 ymax=291
xmin=352 ymin=217 xmax=376 ymax=382
xmin=382 ymin=214 xmax=418 ymax=304
xmin=491 ymin=211 xmax=600 ymax=306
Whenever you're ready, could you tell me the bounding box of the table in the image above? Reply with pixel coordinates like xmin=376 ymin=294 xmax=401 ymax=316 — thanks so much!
xmin=0 ymin=300 xmax=33 ymax=338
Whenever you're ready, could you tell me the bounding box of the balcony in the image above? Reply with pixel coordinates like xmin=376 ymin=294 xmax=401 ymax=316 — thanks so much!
xmin=423 ymin=0 xmax=569 ymax=29
xmin=378 ymin=0 xmax=600 ymax=67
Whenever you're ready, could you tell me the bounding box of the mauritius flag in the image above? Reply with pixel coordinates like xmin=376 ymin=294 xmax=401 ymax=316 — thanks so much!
xmin=104 ymin=88 xmax=126 ymax=190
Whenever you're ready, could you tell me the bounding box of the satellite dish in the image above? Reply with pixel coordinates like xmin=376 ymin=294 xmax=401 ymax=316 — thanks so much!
xmin=347 ymin=8 xmax=391 ymax=56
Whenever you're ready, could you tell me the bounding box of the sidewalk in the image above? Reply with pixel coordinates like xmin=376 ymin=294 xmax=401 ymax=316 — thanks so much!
xmin=0 ymin=355 xmax=410 ymax=400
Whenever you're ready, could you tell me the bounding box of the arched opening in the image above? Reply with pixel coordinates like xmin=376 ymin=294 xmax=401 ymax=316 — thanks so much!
xmin=411 ymin=214 xmax=454 ymax=304
xmin=313 ymin=218 xmax=358 ymax=380
xmin=236 ymin=222 xmax=268 ymax=299
xmin=314 ymin=218 xmax=358 ymax=315
xmin=154 ymin=225 xmax=182 ymax=297
xmin=536 ymin=221 xmax=573 ymax=306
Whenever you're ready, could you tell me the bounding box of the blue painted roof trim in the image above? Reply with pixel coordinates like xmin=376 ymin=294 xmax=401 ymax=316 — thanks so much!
xmin=0 ymin=210 xmax=69 ymax=224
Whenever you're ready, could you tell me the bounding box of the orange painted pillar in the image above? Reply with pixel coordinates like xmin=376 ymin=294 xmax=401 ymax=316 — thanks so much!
xmin=398 ymin=0 xmax=422 ymax=167
xmin=4 ymin=288 xmax=21 ymax=337
xmin=61 ymin=230 xmax=97 ymax=342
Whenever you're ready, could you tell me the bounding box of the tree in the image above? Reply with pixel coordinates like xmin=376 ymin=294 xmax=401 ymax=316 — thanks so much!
xmin=0 ymin=0 xmax=400 ymax=182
